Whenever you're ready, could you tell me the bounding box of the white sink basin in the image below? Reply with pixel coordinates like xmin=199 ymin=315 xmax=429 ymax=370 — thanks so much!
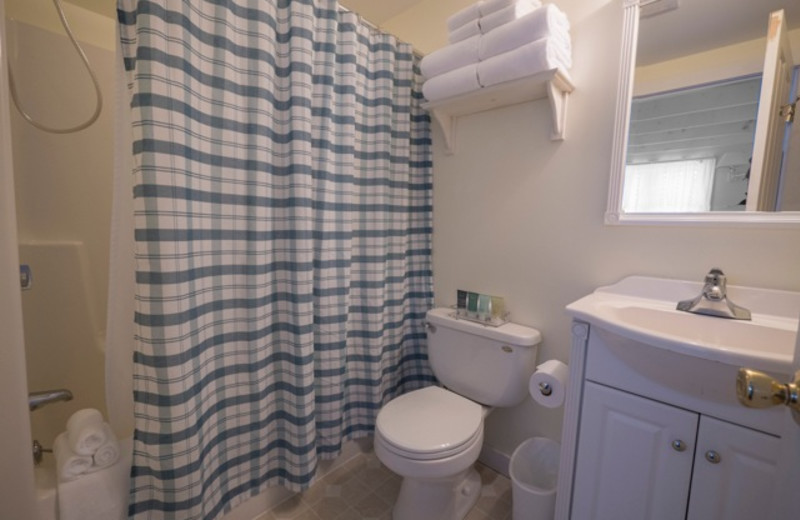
xmin=567 ymin=276 xmax=800 ymax=373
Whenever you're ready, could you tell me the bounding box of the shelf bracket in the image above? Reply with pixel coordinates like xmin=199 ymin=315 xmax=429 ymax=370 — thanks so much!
xmin=430 ymin=109 xmax=457 ymax=155
xmin=546 ymin=80 xmax=570 ymax=141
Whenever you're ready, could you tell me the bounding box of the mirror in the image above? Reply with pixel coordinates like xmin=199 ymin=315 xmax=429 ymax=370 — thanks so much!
xmin=606 ymin=0 xmax=800 ymax=225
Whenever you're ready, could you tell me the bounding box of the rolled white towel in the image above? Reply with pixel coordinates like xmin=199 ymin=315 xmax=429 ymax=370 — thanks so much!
xmin=90 ymin=424 xmax=120 ymax=470
xmin=446 ymin=2 xmax=483 ymax=33
xmin=58 ymin=437 xmax=132 ymax=520
xmin=477 ymin=37 xmax=571 ymax=88
xmin=421 ymin=35 xmax=480 ymax=79
xmin=67 ymin=408 xmax=109 ymax=456
xmin=54 ymin=432 xmax=93 ymax=482
xmin=449 ymin=19 xmax=481 ymax=44
xmin=422 ymin=64 xmax=482 ymax=102
xmin=479 ymin=4 xmax=571 ymax=61
xmin=480 ymin=0 xmax=542 ymax=35
xmin=479 ymin=0 xmax=541 ymax=17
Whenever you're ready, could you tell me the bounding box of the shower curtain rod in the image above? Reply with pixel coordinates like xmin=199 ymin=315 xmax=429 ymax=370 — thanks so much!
xmin=338 ymin=4 xmax=425 ymax=58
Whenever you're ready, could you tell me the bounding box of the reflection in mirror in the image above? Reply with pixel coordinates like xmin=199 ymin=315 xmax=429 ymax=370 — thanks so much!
xmin=606 ymin=0 xmax=800 ymax=225
xmin=625 ymin=75 xmax=760 ymax=212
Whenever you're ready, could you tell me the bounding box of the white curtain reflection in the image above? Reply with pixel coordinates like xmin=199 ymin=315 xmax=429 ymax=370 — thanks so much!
xmin=623 ymin=158 xmax=715 ymax=212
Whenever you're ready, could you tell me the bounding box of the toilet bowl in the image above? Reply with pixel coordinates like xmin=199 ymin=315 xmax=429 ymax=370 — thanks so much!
xmin=375 ymin=308 xmax=541 ymax=520
xmin=375 ymin=386 xmax=488 ymax=520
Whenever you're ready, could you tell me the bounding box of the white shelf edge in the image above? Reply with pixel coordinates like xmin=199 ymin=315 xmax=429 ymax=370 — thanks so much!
xmin=422 ymin=68 xmax=575 ymax=155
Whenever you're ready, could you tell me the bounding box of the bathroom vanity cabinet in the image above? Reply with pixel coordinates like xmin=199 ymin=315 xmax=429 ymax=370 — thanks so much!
xmin=571 ymin=381 xmax=781 ymax=519
xmin=557 ymin=322 xmax=787 ymax=520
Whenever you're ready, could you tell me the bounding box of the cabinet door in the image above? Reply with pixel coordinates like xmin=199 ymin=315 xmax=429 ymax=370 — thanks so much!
xmin=687 ymin=416 xmax=781 ymax=520
xmin=571 ymin=382 xmax=698 ymax=520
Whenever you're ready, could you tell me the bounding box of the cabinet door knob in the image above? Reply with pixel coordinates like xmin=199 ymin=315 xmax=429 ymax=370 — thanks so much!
xmin=671 ymin=439 xmax=687 ymax=452
xmin=705 ymin=450 xmax=721 ymax=464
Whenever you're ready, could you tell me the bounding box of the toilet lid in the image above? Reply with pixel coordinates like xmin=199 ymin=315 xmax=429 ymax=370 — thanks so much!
xmin=376 ymin=386 xmax=483 ymax=457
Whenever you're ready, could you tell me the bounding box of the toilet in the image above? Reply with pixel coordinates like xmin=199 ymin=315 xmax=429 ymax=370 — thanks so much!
xmin=374 ymin=307 xmax=542 ymax=520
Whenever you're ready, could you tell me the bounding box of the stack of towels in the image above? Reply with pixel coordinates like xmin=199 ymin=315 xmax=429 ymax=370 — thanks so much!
xmin=54 ymin=409 xmax=130 ymax=520
xmin=53 ymin=408 xmax=120 ymax=482
xmin=421 ymin=0 xmax=572 ymax=102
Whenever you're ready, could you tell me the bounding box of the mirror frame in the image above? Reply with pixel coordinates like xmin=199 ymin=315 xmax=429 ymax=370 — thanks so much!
xmin=605 ymin=0 xmax=800 ymax=227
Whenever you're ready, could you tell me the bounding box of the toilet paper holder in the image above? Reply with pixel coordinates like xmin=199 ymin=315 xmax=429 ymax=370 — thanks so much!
xmin=529 ymin=360 xmax=569 ymax=408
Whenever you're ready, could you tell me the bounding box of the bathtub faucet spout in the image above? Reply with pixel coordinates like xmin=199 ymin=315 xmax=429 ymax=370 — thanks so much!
xmin=28 ymin=388 xmax=73 ymax=411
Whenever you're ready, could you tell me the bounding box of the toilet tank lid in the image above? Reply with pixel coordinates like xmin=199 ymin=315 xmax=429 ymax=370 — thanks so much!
xmin=426 ymin=308 xmax=542 ymax=347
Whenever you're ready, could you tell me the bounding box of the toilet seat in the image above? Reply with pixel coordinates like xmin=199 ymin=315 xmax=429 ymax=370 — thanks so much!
xmin=376 ymin=386 xmax=484 ymax=461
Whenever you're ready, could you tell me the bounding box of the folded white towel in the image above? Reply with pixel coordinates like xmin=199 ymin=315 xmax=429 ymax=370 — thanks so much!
xmin=479 ymin=4 xmax=571 ymax=61
xmin=548 ymin=39 xmax=572 ymax=69
xmin=479 ymin=0 xmax=541 ymax=34
xmin=421 ymin=35 xmax=480 ymax=79
xmin=449 ymin=19 xmax=481 ymax=44
xmin=54 ymin=432 xmax=93 ymax=482
xmin=90 ymin=424 xmax=120 ymax=470
xmin=477 ymin=38 xmax=570 ymax=88
xmin=67 ymin=408 xmax=109 ymax=456
xmin=446 ymin=2 xmax=483 ymax=33
xmin=58 ymin=437 xmax=132 ymax=520
xmin=479 ymin=0 xmax=528 ymax=17
xmin=423 ymin=64 xmax=482 ymax=102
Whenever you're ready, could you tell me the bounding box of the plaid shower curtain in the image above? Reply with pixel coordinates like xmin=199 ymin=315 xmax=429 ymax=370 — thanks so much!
xmin=118 ymin=1 xmax=433 ymax=518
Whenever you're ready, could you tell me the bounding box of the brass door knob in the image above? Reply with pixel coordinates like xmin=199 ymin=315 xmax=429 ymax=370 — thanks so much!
xmin=736 ymin=368 xmax=800 ymax=425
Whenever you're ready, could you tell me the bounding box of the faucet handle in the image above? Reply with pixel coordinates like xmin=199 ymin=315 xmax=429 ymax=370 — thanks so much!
xmin=703 ymin=268 xmax=727 ymax=301
xmin=705 ymin=268 xmax=726 ymax=283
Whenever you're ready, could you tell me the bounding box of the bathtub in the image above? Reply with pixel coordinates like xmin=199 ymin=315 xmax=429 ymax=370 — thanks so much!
xmin=33 ymin=437 xmax=132 ymax=520
xmin=35 ymin=463 xmax=58 ymax=520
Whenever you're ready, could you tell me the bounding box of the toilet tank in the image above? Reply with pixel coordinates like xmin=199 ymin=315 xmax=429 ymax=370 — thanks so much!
xmin=425 ymin=308 xmax=542 ymax=407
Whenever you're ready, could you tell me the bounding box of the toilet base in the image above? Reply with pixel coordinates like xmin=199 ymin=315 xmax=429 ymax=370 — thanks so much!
xmin=392 ymin=466 xmax=482 ymax=520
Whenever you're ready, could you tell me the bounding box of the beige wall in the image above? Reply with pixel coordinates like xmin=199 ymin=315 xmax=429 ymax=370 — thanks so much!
xmin=6 ymin=3 xmax=113 ymax=447
xmin=385 ymin=0 xmax=800 ymax=456
xmin=5 ymin=0 xmax=113 ymax=50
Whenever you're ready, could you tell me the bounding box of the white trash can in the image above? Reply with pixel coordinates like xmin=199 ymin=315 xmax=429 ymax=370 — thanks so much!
xmin=509 ymin=437 xmax=560 ymax=520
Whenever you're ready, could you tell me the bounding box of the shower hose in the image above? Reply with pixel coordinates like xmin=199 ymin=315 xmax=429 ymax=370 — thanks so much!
xmin=7 ymin=0 xmax=103 ymax=134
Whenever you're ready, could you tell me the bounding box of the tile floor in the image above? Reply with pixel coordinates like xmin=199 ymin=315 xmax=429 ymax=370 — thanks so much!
xmin=265 ymin=451 xmax=513 ymax=520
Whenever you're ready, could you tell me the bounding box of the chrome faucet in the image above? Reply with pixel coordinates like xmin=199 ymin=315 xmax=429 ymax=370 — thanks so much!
xmin=676 ymin=268 xmax=751 ymax=320
xmin=28 ymin=388 xmax=73 ymax=411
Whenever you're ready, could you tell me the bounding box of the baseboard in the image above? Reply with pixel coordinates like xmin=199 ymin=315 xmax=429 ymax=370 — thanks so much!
xmin=221 ymin=437 xmax=372 ymax=520
xmin=479 ymin=443 xmax=511 ymax=478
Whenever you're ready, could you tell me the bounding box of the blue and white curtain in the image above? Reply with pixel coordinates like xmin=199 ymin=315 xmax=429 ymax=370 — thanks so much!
xmin=118 ymin=1 xmax=433 ymax=518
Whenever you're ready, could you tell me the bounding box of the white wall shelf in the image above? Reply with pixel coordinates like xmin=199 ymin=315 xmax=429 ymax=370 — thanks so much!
xmin=422 ymin=68 xmax=575 ymax=154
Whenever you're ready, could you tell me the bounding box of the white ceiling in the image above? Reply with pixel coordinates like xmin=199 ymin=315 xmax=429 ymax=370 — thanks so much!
xmin=65 ymin=0 xmax=428 ymax=25
xmin=63 ymin=0 xmax=800 ymax=67
xmin=338 ymin=0 xmax=427 ymax=26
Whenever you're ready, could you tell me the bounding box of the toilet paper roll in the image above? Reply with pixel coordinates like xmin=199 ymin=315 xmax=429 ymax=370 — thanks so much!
xmin=529 ymin=360 xmax=569 ymax=408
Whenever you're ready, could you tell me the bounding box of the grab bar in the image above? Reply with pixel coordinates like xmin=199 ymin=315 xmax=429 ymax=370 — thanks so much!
xmin=28 ymin=389 xmax=73 ymax=411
